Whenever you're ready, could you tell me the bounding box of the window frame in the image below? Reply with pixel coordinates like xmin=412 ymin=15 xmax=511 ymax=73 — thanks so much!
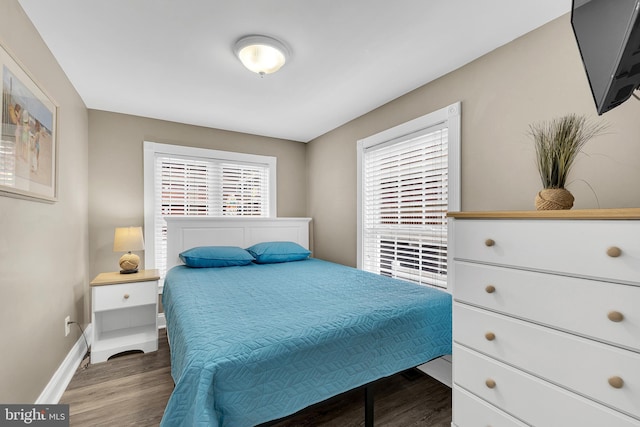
xmin=356 ymin=102 xmax=460 ymax=289
xmin=143 ymin=141 xmax=277 ymax=277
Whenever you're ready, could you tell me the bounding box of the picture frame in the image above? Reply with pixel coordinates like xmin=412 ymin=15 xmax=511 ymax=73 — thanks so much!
xmin=0 ymin=41 xmax=57 ymax=202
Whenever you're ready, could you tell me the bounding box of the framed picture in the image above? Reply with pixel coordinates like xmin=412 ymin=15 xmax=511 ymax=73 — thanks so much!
xmin=0 ymin=42 xmax=57 ymax=202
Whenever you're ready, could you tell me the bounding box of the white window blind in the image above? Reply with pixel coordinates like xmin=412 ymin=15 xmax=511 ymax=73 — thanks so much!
xmin=358 ymin=102 xmax=460 ymax=290
xmin=220 ymin=162 xmax=270 ymax=216
xmin=362 ymin=124 xmax=449 ymax=288
xmin=144 ymin=142 xmax=275 ymax=277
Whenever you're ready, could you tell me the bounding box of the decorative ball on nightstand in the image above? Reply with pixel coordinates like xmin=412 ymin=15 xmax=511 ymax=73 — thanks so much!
xmin=119 ymin=252 xmax=140 ymax=273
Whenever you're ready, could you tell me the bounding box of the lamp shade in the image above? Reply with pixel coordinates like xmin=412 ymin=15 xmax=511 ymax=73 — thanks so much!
xmin=234 ymin=35 xmax=289 ymax=75
xmin=113 ymin=226 xmax=145 ymax=252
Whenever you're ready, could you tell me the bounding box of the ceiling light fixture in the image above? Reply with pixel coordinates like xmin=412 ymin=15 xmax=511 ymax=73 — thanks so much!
xmin=234 ymin=35 xmax=289 ymax=76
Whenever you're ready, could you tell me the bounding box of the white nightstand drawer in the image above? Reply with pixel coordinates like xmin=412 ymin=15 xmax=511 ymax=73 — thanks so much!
xmin=454 ymin=261 xmax=640 ymax=352
xmin=453 ymin=387 xmax=527 ymax=427
xmin=454 ymin=219 xmax=640 ymax=283
xmin=93 ymin=281 xmax=157 ymax=312
xmin=454 ymin=304 xmax=640 ymax=418
xmin=454 ymin=345 xmax=640 ymax=427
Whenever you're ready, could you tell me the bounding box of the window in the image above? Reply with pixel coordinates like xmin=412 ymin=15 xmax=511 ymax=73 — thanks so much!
xmin=143 ymin=142 xmax=276 ymax=277
xmin=357 ymin=103 xmax=460 ymax=289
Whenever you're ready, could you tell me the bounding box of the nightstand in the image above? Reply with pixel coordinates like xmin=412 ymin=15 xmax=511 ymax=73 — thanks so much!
xmin=90 ymin=269 xmax=160 ymax=363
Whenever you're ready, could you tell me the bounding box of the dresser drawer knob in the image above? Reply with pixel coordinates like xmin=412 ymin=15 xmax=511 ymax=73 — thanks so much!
xmin=123 ymin=293 xmax=130 ymax=299
xmin=485 ymin=332 xmax=496 ymax=341
xmin=485 ymin=285 xmax=496 ymax=294
xmin=608 ymin=376 xmax=624 ymax=389
xmin=485 ymin=379 xmax=497 ymax=389
xmin=606 ymin=246 xmax=622 ymax=258
xmin=607 ymin=311 xmax=624 ymax=322
xmin=484 ymin=239 xmax=495 ymax=247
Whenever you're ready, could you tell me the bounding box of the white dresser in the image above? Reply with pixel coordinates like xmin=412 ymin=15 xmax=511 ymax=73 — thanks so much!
xmin=449 ymin=209 xmax=640 ymax=427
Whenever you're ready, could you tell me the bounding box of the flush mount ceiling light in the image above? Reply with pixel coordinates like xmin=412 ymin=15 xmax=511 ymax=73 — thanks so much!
xmin=234 ymin=35 xmax=290 ymax=76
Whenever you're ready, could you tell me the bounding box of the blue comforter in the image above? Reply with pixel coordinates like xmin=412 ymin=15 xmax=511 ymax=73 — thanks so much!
xmin=160 ymin=258 xmax=451 ymax=427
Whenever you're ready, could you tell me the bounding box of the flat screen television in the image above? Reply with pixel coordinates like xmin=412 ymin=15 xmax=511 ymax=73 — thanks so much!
xmin=571 ymin=0 xmax=640 ymax=114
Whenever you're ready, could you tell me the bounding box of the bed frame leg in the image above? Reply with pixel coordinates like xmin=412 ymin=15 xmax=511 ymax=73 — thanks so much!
xmin=365 ymin=384 xmax=374 ymax=427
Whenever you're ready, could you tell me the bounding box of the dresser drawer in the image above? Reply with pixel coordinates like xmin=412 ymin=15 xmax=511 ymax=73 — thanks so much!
xmin=454 ymin=345 xmax=640 ymax=427
xmin=453 ymin=387 xmax=527 ymax=427
xmin=454 ymin=261 xmax=640 ymax=352
xmin=453 ymin=219 xmax=640 ymax=283
xmin=454 ymin=304 xmax=640 ymax=418
xmin=92 ymin=281 xmax=157 ymax=312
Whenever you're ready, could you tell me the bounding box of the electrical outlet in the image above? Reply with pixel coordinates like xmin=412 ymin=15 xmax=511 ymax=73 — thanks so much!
xmin=65 ymin=316 xmax=71 ymax=337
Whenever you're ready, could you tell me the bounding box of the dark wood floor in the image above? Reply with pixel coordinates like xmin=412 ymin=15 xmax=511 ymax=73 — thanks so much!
xmin=61 ymin=329 xmax=452 ymax=426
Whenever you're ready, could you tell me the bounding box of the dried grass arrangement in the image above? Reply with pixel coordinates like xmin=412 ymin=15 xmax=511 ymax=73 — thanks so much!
xmin=529 ymin=114 xmax=606 ymax=210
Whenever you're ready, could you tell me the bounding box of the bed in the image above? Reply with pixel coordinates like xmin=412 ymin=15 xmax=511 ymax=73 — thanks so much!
xmin=160 ymin=217 xmax=452 ymax=427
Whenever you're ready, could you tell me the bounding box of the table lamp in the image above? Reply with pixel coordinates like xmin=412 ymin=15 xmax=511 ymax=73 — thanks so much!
xmin=113 ymin=226 xmax=145 ymax=274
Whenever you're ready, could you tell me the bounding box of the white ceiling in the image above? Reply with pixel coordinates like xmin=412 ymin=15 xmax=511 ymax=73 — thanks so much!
xmin=18 ymin=0 xmax=571 ymax=142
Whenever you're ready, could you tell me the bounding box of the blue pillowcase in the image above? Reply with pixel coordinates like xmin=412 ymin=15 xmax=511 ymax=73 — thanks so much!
xmin=179 ymin=242 xmax=310 ymax=267
xmin=179 ymin=246 xmax=255 ymax=268
xmin=246 ymin=241 xmax=311 ymax=264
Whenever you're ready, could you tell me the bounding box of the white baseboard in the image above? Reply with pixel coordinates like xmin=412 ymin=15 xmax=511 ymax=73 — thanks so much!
xmin=157 ymin=312 xmax=166 ymax=329
xmin=36 ymin=323 xmax=93 ymax=404
xmin=417 ymin=354 xmax=452 ymax=388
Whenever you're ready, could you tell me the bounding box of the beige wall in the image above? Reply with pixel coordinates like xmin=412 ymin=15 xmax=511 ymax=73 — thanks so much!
xmin=307 ymin=14 xmax=640 ymax=267
xmin=88 ymin=111 xmax=307 ymax=278
xmin=0 ymin=1 xmax=89 ymax=403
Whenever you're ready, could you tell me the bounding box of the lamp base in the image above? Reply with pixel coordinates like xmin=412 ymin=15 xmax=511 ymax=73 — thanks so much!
xmin=119 ymin=252 xmax=140 ymax=274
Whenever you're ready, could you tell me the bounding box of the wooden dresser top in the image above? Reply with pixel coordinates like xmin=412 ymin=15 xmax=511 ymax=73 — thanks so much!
xmin=448 ymin=208 xmax=640 ymax=220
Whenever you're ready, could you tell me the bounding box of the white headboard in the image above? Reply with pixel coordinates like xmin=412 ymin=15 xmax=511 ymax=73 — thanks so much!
xmin=165 ymin=217 xmax=312 ymax=269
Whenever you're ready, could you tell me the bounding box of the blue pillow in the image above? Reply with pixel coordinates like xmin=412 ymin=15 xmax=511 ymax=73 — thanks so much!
xmin=246 ymin=241 xmax=311 ymax=264
xmin=179 ymin=246 xmax=255 ymax=268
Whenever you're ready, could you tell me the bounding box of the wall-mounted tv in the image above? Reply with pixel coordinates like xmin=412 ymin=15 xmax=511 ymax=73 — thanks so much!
xmin=571 ymin=0 xmax=640 ymax=114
